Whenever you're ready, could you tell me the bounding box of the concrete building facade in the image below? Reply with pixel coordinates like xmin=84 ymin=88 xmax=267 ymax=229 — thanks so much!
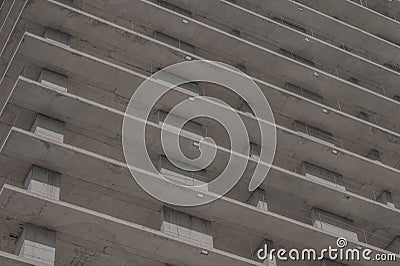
xmin=0 ymin=0 xmax=399 ymax=265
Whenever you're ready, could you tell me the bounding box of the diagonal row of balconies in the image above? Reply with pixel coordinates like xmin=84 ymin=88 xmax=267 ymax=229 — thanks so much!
xmin=348 ymin=0 xmax=400 ymax=21
xmin=11 ymin=0 xmax=400 ymax=161
xmin=16 ymin=0 xmax=397 ymax=162
xmin=136 ymin=0 xmax=400 ymax=101
xmin=1 ymin=119 xmax=399 ymax=265
xmin=0 ymin=183 xmax=267 ymax=266
xmin=0 ymin=0 xmax=399 ymax=264
xmin=1 ymin=119 xmax=399 ymax=264
xmin=62 ymin=0 xmax=400 ymax=134
xmin=296 ymin=0 xmax=400 ymax=46
xmin=0 ymin=29 xmax=399 ymax=262
xmin=2 ymin=0 xmax=400 ymax=133
xmin=238 ymin=0 xmax=400 ymax=66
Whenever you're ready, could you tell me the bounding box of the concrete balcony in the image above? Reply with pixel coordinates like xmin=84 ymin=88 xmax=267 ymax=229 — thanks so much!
xmin=267 ymin=165 xmax=400 ymax=235
xmin=18 ymin=0 xmax=400 ymax=132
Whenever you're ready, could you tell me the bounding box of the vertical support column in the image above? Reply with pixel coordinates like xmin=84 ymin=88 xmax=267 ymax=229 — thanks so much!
xmin=377 ymin=190 xmax=396 ymax=208
xmin=31 ymin=114 xmax=65 ymax=143
xmin=24 ymin=165 xmax=61 ymax=200
xmin=247 ymin=188 xmax=268 ymax=212
xmin=15 ymin=224 xmax=56 ymax=266
xmin=255 ymin=239 xmax=276 ymax=265
xmin=161 ymin=207 xmax=213 ymax=248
